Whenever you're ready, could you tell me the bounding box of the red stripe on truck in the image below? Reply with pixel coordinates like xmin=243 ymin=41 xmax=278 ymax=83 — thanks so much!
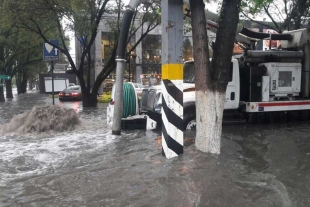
xmin=259 ymin=101 xmax=310 ymax=107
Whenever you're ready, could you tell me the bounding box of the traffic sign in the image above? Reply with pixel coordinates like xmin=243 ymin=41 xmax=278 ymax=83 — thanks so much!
xmin=43 ymin=40 xmax=59 ymax=61
xmin=0 ymin=75 xmax=11 ymax=80
xmin=54 ymin=64 xmax=67 ymax=71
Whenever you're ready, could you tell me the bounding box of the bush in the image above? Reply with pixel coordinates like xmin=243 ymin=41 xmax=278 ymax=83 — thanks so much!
xmin=98 ymin=94 xmax=111 ymax=103
xmin=49 ymin=94 xmax=59 ymax=98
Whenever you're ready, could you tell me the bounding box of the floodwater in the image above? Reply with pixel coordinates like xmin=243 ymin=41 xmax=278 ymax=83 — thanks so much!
xmin=0 ymin=91 xmax=310 ymax=207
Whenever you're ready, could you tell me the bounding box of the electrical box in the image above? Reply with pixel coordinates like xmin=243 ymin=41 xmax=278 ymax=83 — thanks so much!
xmin=259 ymin=62 xmax=302 ymax=97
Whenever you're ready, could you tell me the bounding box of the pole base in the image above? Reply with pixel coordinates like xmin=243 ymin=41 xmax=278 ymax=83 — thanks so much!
xmin=162 ymin=148 xmax=165 ymax=157
xmin=112 ymin=130 xmax=121 ymax=135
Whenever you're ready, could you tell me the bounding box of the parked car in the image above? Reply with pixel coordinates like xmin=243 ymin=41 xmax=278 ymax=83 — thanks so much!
xmin=134 ymin=83 xmax=146 ymax=97
xmin=59 ymin=85 xmax=82 ymax=101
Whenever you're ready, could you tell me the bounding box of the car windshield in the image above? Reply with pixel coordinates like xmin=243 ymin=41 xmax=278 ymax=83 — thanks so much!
xmin=66 ymin=86 xmax=80 ymax=90
xmin=183 ymin=62 xmax=195 ymax=83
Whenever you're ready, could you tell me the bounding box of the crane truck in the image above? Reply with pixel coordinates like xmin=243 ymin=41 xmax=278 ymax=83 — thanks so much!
xmin=139 ymin=22 xmax=310 ymax=130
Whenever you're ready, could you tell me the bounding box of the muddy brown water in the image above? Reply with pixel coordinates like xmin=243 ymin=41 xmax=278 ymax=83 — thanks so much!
xmin=0 ymin=91 xmax=310 ymax=207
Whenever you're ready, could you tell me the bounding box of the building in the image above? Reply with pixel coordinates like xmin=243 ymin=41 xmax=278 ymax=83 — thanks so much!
xmin=75 ymin=11 xmax=271 ymax=93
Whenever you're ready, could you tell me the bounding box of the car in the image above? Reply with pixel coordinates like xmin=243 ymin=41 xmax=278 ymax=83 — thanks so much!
xmin=59 ymin=85 xmax=82 ymax=101
xmin=134 ymin=83 xmax=147 ymax=97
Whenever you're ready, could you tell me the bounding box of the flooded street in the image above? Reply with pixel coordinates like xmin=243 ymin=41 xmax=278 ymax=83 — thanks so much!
xmin=0 ymin=91 xmax=310 ymax=206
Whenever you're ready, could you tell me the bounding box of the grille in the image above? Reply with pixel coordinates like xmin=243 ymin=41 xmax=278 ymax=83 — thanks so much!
xmin=141 ymin=89 xmax=148 ymax=108
xmin=147 ymin=90 xmax=156 ymax=110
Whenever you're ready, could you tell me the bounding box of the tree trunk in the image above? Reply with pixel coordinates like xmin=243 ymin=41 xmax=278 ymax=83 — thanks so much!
xmin=16 ymin=73 xmax=21 ymax=94
xmin=87 ymin=51 xmax=91 ymax=93
xmin=190 ymin=0 xmax=241 ymax=154
xmin=196 ymin=91 xmax=225 ymax=153
xmin=82 ymin=91 xmax=98 ymax=107
xmin=20 ymin=73 xmax=28 ymax=94
xmin=77 ymin=70 xmax=97 ymax=107
xmin=5 ymin=79 xmax=13 ymax=98
xmin=0 ymin=84 xmax=4 ymax=102
xmin=91 ymin=47 xmax=116 ymax=96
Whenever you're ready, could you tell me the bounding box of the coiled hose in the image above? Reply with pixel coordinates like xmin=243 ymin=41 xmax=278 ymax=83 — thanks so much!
xmin=122 ymin=83 xmax=137 ymax=118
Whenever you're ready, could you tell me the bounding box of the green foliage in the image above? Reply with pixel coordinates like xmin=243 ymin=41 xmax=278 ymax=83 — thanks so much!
xmin=241 ymin=0 xmax=272 ymax=15
xmin=0 ymin=0 xmax=68 ymax=90
xmin=1 ymin=0 xmax=162 ymax=104
xmin=241 ymin=0 xmax=310 ymax=32
xmin=97 ymin=93 xmax=111 ymax=103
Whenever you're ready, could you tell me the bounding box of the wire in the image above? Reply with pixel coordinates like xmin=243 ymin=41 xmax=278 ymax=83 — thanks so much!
xmin=122 ymin=83 xmax=137 ymax=118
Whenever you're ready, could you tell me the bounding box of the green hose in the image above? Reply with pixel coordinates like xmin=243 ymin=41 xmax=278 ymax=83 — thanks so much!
xmin=122 ymin=83 xmax=137 ymax=118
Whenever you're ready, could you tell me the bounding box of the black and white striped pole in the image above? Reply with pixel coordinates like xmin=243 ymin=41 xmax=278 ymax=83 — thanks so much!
xmin=161 ymin=0 xmax=184 ymax=158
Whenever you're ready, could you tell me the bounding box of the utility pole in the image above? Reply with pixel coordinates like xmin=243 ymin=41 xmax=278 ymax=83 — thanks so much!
xmin=51 ymin=61 xmax=55 ymax=105
xmin=161 ymin=0 xmax=184 ymax=158
xmin=112 ymin=0 xmax=140 ymax=135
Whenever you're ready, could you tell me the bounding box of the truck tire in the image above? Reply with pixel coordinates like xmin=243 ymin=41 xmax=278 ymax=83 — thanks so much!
xmin=184 ymin=112 xmax=196 ymax=131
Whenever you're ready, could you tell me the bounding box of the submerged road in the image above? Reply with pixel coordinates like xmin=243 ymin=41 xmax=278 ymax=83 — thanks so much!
xmin=0 ymin=90 xmax=309 ymax=206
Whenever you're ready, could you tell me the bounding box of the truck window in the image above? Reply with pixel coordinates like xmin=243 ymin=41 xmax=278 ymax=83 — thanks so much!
xmin=184 ymin=61 xmax=233 ymax=83
xmin=184 ymin=62 xmax=195 ymax=83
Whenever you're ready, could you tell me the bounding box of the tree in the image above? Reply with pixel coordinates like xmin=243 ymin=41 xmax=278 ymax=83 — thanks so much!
xmin=0 ymin=0 xmax=64 ymax=100
xmin=6 ymin=0 xmax=160 ymax=107
xmin=242 ymin=0 xmax=310 ymax=32
xmin=189 ymin=0 xmax=241 ymax=154
xmin=96 ymin=0 xmax=161 ymax=87
xmin=0 ymin=11 xmax=40 ymax=99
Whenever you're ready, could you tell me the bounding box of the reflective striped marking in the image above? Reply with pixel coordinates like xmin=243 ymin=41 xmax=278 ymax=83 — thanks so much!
xmin=162 ymin=64 xmax=183 ymax=80
xmin=162 ymin=79 xmax=183 ymax=158
xmin=162 ymin=120 xmax=183 ymax=155
xmin=162 ymin=109 xmax=183 ymax=146
xmin=162 ymin=97 xmax=183 ymax=130
xmin=162 ymin=80 xmax=183 ymax=107
xmin=259 ymin=101 xmax=310 ymax=107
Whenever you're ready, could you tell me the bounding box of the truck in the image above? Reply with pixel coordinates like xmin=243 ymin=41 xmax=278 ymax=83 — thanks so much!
xmin=140 ymin=26 xmax=310 ymax=130
xmin=44 ymin=77 xmax=69 ymax=93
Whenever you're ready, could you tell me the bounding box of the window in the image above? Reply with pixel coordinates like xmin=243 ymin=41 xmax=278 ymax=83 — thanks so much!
xmin=142 ymin=35 xmax=161 ymax=64
xmin=183 ymin=62 xmax=195 ymax=83
xmin=67 ymin=86 xmax=80 ymax=90
xmin=183 ymin=37 xmax=193 ymax=61
xmin=101 ymin=32 xmax=114 ymax=63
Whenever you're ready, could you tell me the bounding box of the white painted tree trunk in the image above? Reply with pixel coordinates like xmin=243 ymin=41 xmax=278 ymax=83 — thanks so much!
xmin=195 ymin=90 xmax=226 ymax=154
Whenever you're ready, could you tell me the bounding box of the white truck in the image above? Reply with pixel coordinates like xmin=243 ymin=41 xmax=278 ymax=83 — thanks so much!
xmin=140 ymin=28 xmax=310 ymax=130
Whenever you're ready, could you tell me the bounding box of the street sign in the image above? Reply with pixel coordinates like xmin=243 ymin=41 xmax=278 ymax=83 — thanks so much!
xmin=54 ymin=64 xmax=67 ymax=71
xmin=0 ymin=75 xmax=11 ymax=80
xmin=43 ymin=40 xmax=60 ymax=61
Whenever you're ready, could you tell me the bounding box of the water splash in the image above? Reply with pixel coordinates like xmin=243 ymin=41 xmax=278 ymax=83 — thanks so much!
xmin=0 ymin=105 xmax=80 ymax=134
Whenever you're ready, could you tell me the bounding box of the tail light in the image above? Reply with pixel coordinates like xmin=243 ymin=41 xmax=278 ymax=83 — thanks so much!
xmin=110 ymin=99 xmax=115 ymax=105
xmin=59 ymin=92 xmax=64 ymax=96
xmin=72 ymin=92 xmax=79 ymax=95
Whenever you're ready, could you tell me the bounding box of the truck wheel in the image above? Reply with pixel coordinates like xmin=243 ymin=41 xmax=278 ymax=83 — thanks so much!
xmin=184 ymin=112 xmax=196 ymax=131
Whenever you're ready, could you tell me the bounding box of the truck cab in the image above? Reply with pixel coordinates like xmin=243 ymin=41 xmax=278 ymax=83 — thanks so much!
xmin=141 ymin=58 xmax=240 ymax=130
